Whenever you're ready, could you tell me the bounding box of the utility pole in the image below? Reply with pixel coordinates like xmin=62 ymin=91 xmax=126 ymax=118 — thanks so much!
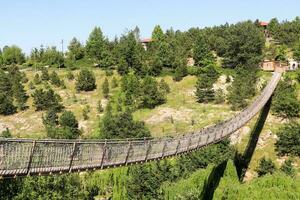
xmin=61 ymin=39 xmax=64 ymax=54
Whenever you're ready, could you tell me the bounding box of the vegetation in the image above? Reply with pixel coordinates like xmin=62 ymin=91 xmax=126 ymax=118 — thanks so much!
xmin=75 ymin=69 xmax=97 ymax=91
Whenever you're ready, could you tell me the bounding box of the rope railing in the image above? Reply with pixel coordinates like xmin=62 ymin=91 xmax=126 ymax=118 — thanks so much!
xmin=0 ymin=72 xmax=281 ymax=178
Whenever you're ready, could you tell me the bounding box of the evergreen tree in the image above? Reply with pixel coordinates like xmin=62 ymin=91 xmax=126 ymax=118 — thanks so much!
xmin=280 ymin=158 xmax=296 ymax=177
xmin=0 ymin=94 xmax=16 ymax=115
xmin=67 ymin=37 xmax=84 ymax=60
xmin=116 ymin=31 xmax=144 ymax=74
xmin=75 ymin=69 xmax=96 ymax=91
xmin=49 ymin=71 xmax=62 ymax=87
xmin=102 ymin=78 xmax=110 ymax=99
xmin=34 ymin=73 xmax=41 ymax=84
xmin=228 ymin=68 xmax=257 ymax=110
xmin=86 ymin=27 xmax=106 ymax=62
xmin=111 ymin=76 xmax=118 ymax=88
xmin=99 ymin=109 xmax=150 ymax=139
xmin=223 ymin=21 xmax=265 ymax=68
xmin=275 ymin=122 xmax=300 ymax=156
xmin=272 ymin=78 xmax=300 ymax=119
xmin=82 ymin=105 xmax=90 ymax=120
xmin=32 ymin=88 xmax=63 ymax=111
xmin=256 ymin=157 xmax=276 ymax=177
xmin=173 ymin=61 xmax=188 ymax=82
xmin=12 ymin=81 xmax=28 ymax=110
xmin=58 ymin=111 xmax=81 ymax=139
xmin=141 ymin=76 xmax=166 ymax=108
xmin=195 ymin=65 xmax=219 ymax=103
xmin=1 ymin=128 xmax=12 ymax=138
xmin=194 ymin=34 xmax=215 ymax=66
xmin=0 ymin=69 xmax=13 ymax=97
xmin=66 ymin=70 xmax=74 ymax=80
xmin=151 ymin=25 xmax=164 ymax=41
xmin=41 ymin=67 xmax=50 ymax=81
xmin=2 ymin=45 xmax=25 ymax=65
xmin=158 ymin=79 xmax=170 ymax=95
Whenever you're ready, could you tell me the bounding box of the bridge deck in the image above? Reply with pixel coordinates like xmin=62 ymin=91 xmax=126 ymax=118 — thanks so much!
xmin=0 ymin=72 xmax=281 ymax=178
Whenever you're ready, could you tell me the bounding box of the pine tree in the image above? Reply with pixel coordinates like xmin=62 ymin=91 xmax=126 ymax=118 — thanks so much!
xmin=195 ymin=65 xmax=219 ymax=103
xmin=67 ymin=37 xmax=84 ymax=60
xmin=49 ymin=71 xmax=62 ymax=87
xmin=12 ymin=81 xmax=28 ymax=110
xmin=66 ymin=70 xmax=74 ymax=80
xmin=58 ymin=111 xmax=81 ymax=139
xmin=0 ymin=94 xmax=16 ymax=115
xmin=32 ymin=88 xmax=63 ymax=111
xmin=75 ymin=69 xmax=96 ymax=91
xmin=82 ymin=105 xmax=90 ymax=120
xmin=41 ymin=67 xmax=50 ymax=81
xmin=34 ymin=73 xmax=41 ymax=84
xmin=111 ymin=77 xmax=118 ymax=88
xmin=102 ymin=78 xmax=110 ymax=99
xmin=141 ymin=76 xmax=166 ymax=108
xmin=194 ymin=34 xmax=215 ymax=66
xmin=159 ymin=79 xmax=170 ymax=95
xmin=280 ymin=158 xmax=296 ymax=177
xmin=86 ymin=27 xmax=107 ymax=62
xmin=1 ymin=128 xmax=11 ymax=138
xmin=256 ymin=157 xmax=276 ymax=177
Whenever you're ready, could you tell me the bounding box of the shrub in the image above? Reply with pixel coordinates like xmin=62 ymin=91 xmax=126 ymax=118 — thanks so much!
xmin=75 ymin=69 xmax=96 ymax=91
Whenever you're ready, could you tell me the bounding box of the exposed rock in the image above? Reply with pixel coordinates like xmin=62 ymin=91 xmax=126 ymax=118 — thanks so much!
xmin=230 ymin=126 xmax=251 ymax=145
xmin=146 ymin=107 xmax=193 ymax=124
xmin=257 ymin=130 xmax=273 ymax=149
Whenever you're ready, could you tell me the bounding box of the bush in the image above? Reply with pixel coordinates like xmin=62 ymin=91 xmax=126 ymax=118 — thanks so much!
xmin=0 ymin=94 xmax=16 ymax=115
xmin=41 ymin=67 xmax=50 ymax=81
xmin=49 ymin=71 xmax=62 ymax=87
xmin=256 ymin=157 xmax=276 ymax=177
xmin=66 ymin=70 xmax=74 ymax=80
xmin=1 ymin=128 xmax=12 ymax=138
xmin=82 ymin=105 xmax=90 ymax=120
xmin=75 ymin=69 xmax=96 ymax=91
xmin=275 ymin=122 xmax=300 ymax=156
xmin=32 ymin=88 xmax=63 ymax=111
xmin=33 ymin=73 xmax=41 ymax=84
xmin=280 ymin=158 xmax=296 ymax=177
xmin=102 ymin=78 xmax=109 ymax=99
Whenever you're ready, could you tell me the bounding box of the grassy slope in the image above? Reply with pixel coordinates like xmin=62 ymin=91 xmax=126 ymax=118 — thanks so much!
xmin=1 ymin=68 xmax=235 ymax=138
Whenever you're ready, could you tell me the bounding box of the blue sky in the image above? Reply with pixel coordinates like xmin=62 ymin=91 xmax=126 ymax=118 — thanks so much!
xmin=1 ymin=0 xmax=299 ymax=54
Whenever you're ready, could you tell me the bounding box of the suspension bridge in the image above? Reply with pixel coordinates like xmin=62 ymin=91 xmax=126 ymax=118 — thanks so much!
xmin=0 ymin=72 xmax=281 ymax=178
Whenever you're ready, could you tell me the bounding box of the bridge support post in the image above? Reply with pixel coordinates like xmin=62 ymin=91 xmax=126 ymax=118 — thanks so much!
xmin=175 ymin=140 xmax=180 ymax=155
xmin=68 ymin=142 xmax=77 ymax=173
xmin=26 ymin=140 xmax=36 ymax=176
xmin=124 ymin=141 xmax=132 ymax=165
xmin=100 ymin=139 xmax=107 ymax=169
xmin=144 ymin=140 xmax=151 ymax=162
xmin=161 ymin=140 xmax=167 ymax=158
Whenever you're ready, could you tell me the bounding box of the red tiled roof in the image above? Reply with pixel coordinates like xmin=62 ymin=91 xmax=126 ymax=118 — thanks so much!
xmin=141 ymin=38 xmax=153 ymax=43
xmin=259 ymin=21 xmax=269 ymax=26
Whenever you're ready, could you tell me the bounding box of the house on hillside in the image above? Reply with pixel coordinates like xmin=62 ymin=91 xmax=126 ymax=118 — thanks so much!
xmin=261 ymin=60 xmax=288 ymax=72
xmin=259 ymin=21 xmax=270 ymax=38
xmin=140 ymin=38 xmax=153 ymax=50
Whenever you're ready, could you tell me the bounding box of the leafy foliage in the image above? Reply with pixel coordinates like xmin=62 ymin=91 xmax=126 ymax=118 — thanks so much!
xmin=275 ymin=122 xmax=300 ymax=156
xmin=272 ymin=77 xmax=300 ymax=119
xmin=256 ymin=157 xmax=276 ymax=177
xmin=75 ymin=69 xmax=96 ymax=91
xmin=99 ymin=107 xmax=150 ymax=139
xmin=32 ymin=88 xmax=63 ymax=111
xmin=102 ymin=77 xmax=109 ymax=99
xmin=195 ymin=65 xmax=219 ymax=103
